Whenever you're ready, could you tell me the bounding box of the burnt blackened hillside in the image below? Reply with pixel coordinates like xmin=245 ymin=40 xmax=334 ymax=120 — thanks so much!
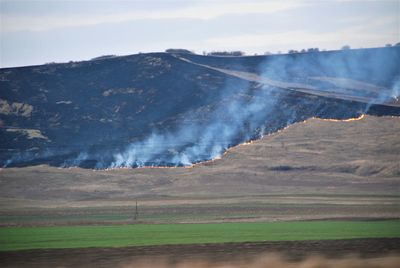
xmin=182 ymin=47 xmax=400 ymax=89
xmin=1 ymin=47 xmax=399 ymax=168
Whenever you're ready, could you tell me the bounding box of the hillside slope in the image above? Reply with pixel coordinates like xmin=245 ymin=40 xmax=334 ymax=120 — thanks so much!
xmin=1 ymin=114 xmax=399 ymax=202
xmin=1 ymin=47 xmax=399 ymax=168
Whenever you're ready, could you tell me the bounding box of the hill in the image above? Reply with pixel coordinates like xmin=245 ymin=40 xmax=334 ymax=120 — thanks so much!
xmin=1 ymin=114 xmax=399 ymax=201
xmin=1 ymin=47 xmax=399 ymax=168
xmin=1 ymin=112 xmax=400 ymax=226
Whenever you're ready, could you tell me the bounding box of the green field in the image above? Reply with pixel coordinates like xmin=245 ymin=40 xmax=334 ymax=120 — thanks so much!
xmin=1 ymin=220 xmax=400 ymax=251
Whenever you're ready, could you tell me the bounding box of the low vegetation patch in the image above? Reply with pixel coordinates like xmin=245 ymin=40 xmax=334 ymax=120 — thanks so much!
xmin=1 ymin=220 xmax=399 ymax=251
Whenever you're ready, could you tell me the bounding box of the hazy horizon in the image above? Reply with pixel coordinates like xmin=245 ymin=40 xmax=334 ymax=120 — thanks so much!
xmin=1 ymin=0 xmax=399 ymax=68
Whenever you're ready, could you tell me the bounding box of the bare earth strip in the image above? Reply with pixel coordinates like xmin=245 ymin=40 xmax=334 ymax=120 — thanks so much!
xmin=0 ymin=238 xmax=399 ymax=268
xmin=174 ymin=55 xmax=400 ymax=107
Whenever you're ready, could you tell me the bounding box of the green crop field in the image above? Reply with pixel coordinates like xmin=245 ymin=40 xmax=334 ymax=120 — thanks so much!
xmin=1 ymin=220 xmax=399 ymax=251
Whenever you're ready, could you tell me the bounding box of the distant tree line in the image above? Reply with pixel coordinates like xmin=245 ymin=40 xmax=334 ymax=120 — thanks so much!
xmin=90 ymin=55 xmax=118 ymax=61
xmin=114 ymin=44 xmax=400 ymax=60
xmin=386 ymin=43 xmax=400 ymax=47
xmin=165 ymin=48 xmax=194 ymax=54
xmin=206 ymin=51 xmax=245 ymax=56
xmin=47 ymin=43 xmax=400 ymax=67
xmin=165 ymin=49 xmax=245 ymax=56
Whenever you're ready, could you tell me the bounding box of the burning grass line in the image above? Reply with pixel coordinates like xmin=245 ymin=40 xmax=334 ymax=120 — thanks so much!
xmin=97 ymin=114 xmax=369 ymax=171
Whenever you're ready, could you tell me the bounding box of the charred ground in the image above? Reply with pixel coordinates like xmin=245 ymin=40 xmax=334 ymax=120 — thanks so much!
xmin=0 ymin=115 xmax=399 ymax=226
xmin=1 ymin=47 xmax=399 ymax=168
xmin=1 ymin=48 xmax=400 ymax=268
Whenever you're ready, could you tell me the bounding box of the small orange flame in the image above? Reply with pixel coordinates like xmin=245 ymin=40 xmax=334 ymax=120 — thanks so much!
xmin=102 ymin=114 xmax=366 ymax=171
xmin=317 ymin=114 xmax=365 ymax=122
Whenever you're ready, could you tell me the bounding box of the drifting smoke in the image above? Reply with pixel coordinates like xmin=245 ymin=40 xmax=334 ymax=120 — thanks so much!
xmin=391 ymin=77 xmax=400 ymax=101
xmin=2 ymin=147 xmax=71 ymax=168
xmin=111 ymin=80 xmax=278 ymax=167
xmin=109 ymin=49 xmax=399 ymax=168
xmin=255 ymin=49 xmax=400 ymax=108
xmin=2 ymin=48 xmax=399 ymax=168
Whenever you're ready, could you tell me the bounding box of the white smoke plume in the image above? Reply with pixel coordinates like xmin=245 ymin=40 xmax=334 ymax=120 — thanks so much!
xmin=3 ymin=48 xmax=399 ymax=168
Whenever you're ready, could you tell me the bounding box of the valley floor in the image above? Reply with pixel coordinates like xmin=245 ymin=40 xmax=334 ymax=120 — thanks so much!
xmin=1 ymin=115 xmax=399 ymax=226
xmin=0 ymin=194 xmax=399 ymax=226
xmin=1 ymin=115 xmax=399 ymax=267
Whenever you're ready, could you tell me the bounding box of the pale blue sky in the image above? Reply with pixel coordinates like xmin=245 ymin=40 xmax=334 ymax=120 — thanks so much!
xmin=1 ymin=0 xmax=399 ymax=67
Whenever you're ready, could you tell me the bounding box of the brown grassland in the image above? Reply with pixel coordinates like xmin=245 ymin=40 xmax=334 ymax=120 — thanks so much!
xmin=1 ymin=115 xmax=399 ymax=267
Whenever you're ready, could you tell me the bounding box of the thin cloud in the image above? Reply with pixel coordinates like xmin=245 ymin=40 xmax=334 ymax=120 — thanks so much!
xmin=1 ymin=1 xmax=304 ymax=32
xmin=205 ymin=17 xmax=398 ymax=52
xmin=1 ymin=0 xmax=398 ymax=67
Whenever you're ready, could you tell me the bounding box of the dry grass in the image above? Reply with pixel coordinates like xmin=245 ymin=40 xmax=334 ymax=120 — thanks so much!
xmin=0 ymin=115 xmax=399 ymax=225
xmin=1 ymin=115 xmax=399 ymax=200
xmin=121 ymin=254 xmax=400 ymax=268
xmin=2 ymin=238 xmax=399 ymax=267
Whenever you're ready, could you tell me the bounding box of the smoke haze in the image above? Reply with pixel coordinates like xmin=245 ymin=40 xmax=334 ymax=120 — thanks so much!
xmin=2 ymin=48 xmax=399 ymax=168
xmin=109 ymin=49 xmax=400 ymax=168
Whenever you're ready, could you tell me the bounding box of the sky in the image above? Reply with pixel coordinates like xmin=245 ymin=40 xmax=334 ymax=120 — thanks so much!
xmin=0 ymin=0 xmax=399 ymax=68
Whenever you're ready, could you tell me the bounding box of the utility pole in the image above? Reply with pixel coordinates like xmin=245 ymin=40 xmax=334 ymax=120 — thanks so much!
xmin=134 ymin=199 xmax=138 ymax=221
